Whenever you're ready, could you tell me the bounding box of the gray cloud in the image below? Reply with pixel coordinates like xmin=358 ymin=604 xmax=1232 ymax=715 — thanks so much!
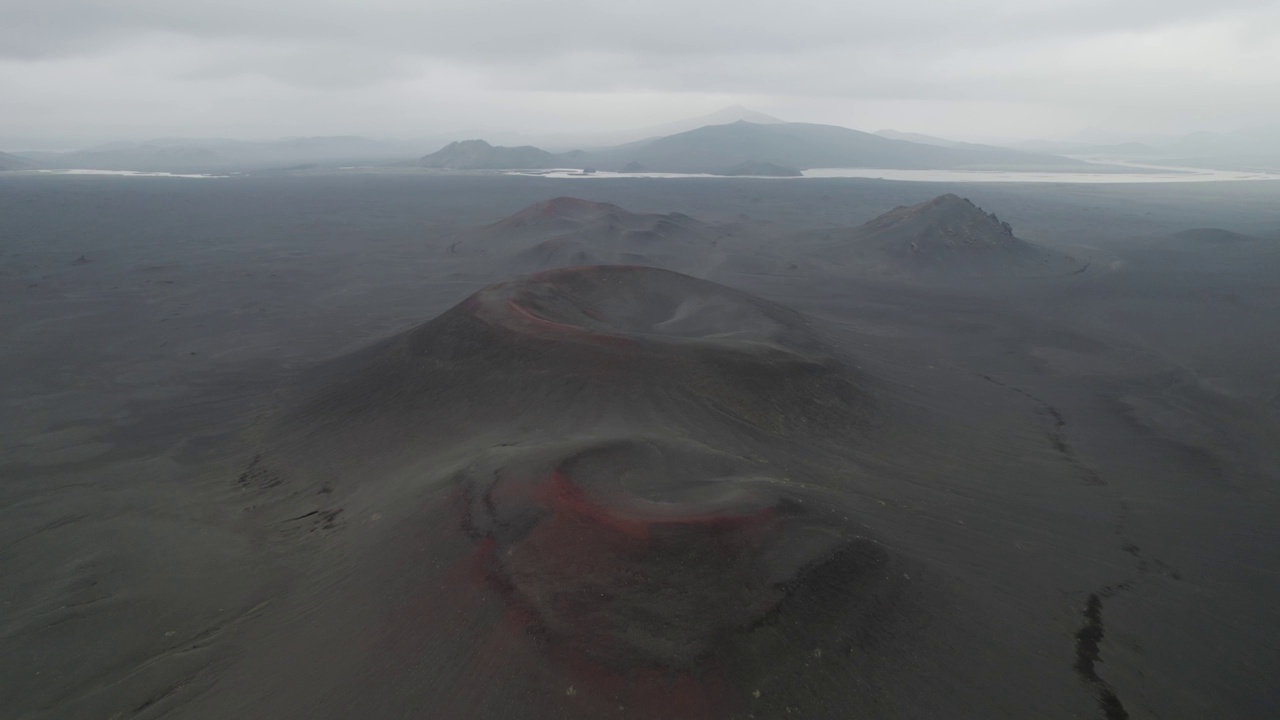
xmin=5 ymin=0 xmax=1273 ymax=60
xmin=1 ymin=0 xmax=1277 ymax=146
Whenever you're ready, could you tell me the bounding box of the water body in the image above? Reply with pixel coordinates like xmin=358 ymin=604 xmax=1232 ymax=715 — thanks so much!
xmin=36 ymin=169 xmax=225 ymax=178
xmin=513 ymin=164 xmax=1278 ymax=184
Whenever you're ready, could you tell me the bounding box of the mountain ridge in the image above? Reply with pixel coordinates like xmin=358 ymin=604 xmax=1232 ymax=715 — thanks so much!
xmin=0 ymin=151 xmax=36 ymax=171
xmin=420 ymin=121 xmax=1087 ymax=174
xmin=420 ymin=139 xmax=565 ymax=170
xmin=792 ymin=193 xmax=1085 ymax=280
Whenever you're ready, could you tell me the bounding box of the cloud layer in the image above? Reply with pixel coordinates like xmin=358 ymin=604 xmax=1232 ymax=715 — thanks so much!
xmin=2 ymin=0 xmax=1277 ymax=147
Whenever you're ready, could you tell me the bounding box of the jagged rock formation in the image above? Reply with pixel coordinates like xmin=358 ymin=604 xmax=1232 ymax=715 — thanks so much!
xmin=793 ymin=194 xmax=1086 ymax=280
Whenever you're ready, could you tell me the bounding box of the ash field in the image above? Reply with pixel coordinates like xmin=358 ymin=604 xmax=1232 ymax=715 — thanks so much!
xmin=2 ymin=172 xmax=1279 ymax=720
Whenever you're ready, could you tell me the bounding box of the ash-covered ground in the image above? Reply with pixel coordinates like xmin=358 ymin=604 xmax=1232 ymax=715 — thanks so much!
xmin=2 ymin=172 xmax=1278 ymax=720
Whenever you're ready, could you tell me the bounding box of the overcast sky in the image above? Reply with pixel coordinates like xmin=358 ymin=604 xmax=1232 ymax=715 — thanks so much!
xmin=2 ymin=0 xmax=1278 ymax=149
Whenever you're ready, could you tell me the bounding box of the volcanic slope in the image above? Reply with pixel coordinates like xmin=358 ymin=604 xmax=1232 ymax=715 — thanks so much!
xmin=1149 ymin=228 xmax=1279 ymax=266
xmin=1165 ymin=228 xmax=1263 ymax=246
xmin=257 ymin=264 xmax=875 ymax=477
xmin=445 ymin=196 xmax=740 ymax=277
xmin=179 ymin=265 xmax=1123 ymax=720
xmin=793 ymin=193 xmax=1086 ymax=281
xmin=1089 ymin=226 xmax=1280 ymax=283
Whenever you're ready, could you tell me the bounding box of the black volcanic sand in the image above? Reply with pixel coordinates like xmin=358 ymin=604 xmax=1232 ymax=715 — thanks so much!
xmin=193 ymin=265 xmax=1117 ymax=720
xmin=1 ymin=173 xmax=1279 ymax=720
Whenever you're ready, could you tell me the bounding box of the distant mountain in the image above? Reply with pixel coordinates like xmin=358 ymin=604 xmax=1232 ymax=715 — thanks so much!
xmin=622 ymin=105 xmax=785 ymax=141
xmin=18 ymin=136 xmax=428 ymax=173
xmin=446 ymin=196 xmax=726 ymax=275
xmin=722 ymin=160 xmax=803 ymax=177
xmin=792 ymin=194 xmax=1085 ymax=280
xmin=874 ymin=129 xmax=969 ymax=149
xmin=1012 ymin=123 xmax=1280 ymax=172
xmin=581 ymin=121 xmax=1086 ymax=174
xmin=1011 ymin=139 xmax=1163 ymax=157
xmin=499 ymin=104 xmax=786 ymax=151
xmin=1151 ymin=155 xmax=1280 ymax=173
xmin=419 ymin=139 xmax=567 ymax=170
xmin=57 ymin=144 xmax=224 ymax=171
xmin=419 ymin=120 xmax=1090 ymax=175
xmin=0 ymin=151 xmax=35 ymax=171
xmin=1162 ymin=124 xmax=1280 ymax=157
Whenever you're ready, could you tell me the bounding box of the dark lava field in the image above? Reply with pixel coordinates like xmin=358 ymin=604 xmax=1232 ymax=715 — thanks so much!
xmin=2 ymin=172 xmax=1278 ymax=720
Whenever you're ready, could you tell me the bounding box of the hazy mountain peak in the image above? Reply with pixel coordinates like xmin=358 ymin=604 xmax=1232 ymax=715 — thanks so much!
xmin=500 ymin=197 xmax=628 ymax=226
xmin=788 ymin=194 xmax=1085 ymax=281
xmin=595 ymin=106 xmax=784 ymax=145
xmin=0 ymin=151 xmax=36 ymax=171
xmin=873 ymin=129 xmax=968 ymax=149
xmin=700 ymin=105 xmax=785 ymax=125
xmin=420 ymin=139 xmax=559 ymax=170
xmin=586 ymin=120 xmax=1081 ymax=174
xmin=867 ymin=194 xmax=1017 ymax=246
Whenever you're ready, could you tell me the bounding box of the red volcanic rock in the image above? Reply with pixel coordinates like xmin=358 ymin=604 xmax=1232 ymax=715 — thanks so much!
xmin=437 ymin=437 xmax=901 ymax=715
xmin=496 ymin=197 xmax=627 ymax=228
xmin=451 ymin=198 xmax=715 ymax=273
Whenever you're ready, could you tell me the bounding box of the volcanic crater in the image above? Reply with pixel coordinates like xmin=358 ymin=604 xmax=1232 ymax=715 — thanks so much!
xmin=451 ymin=437 xmax=903 ymax=695
xmin=261 ymin=265 xmax=876 ymax=482
xmin=234 ymin=265 xmax=902 ymax=717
